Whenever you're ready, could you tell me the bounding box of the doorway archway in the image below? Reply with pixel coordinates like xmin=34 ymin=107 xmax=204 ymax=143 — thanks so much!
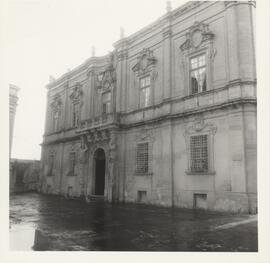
xmin=94 ymin=148 xmax=106 ymax=195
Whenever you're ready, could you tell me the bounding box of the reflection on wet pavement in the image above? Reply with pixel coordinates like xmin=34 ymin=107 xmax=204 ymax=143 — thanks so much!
xmin=9 ymin=193 xmax=258 ymax=251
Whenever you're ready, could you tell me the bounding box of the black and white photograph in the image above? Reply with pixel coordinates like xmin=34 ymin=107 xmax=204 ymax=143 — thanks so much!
xmin=1 ymin=0 xmax=270 ymax=262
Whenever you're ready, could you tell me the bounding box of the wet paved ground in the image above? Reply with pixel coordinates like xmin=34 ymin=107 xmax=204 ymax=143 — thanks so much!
xmin=9 ymin=193 xmax=257 ymax=251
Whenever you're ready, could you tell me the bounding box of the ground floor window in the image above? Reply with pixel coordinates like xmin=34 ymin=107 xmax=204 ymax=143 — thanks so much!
xmin=136 ymin=142 xmax=149 ymax=174
xmin=193 ymin=193 xmax=207 ymax=209
xmin=137 ymin=190 xmax=147 ymax=203
xmin=69 ymin=152 xmax=76 ymax=176
xmin=190 ymin=135 xmax=208 ymax=172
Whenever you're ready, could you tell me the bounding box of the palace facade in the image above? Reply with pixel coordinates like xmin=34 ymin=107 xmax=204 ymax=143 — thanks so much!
xmin=40 ymin=1 xmax=257 ymax=213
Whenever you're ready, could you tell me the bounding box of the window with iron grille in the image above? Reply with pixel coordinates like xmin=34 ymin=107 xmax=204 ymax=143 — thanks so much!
xmin=139 ymin=76 xmax=150 ymax=108
xmin=69 ymin=152 xmax=76 ymax=175
xmin=190 ymin=135 xmax=208 ymax=172
xmin=136 ymin=143 xmax=149 ymax=173
xmin=190 ymin=54 xmax=207 ymax=94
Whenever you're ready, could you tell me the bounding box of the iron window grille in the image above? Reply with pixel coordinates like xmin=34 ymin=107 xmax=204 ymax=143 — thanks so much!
xmin=136 ymin=143 xmax=149 ymax=174
xmin=190 ymin=135 xmax=208 ymax=172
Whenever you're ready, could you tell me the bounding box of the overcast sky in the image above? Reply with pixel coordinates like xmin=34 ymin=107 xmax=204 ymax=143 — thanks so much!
xmin=3 ymin=0 xmax=187 ymax=160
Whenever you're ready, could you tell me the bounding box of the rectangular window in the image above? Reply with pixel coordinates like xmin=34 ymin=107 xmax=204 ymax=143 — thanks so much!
xmin=194 ymin=193 xmax=207 ymax=209
xmin=136 ymin=143 xmax=149 ymax=173
xmin=190 ymin=135 xmax=208 ymax=172
xmin=49 ymin=154 xmax=54 ymax=170
xmin=140 ymin=76 xmax=151 ymax=108
xmin=137 ymin=190 xmax=147 ymax=203
xmin=69 ymin=152 xmax=76 ymax=174
xmin=53 ymin=111 xmax=59 ymax=132
xmin=72 ymin=103 xmax=79 ymax=127
xmin=190 ymin=54 xmax=206 ymax=94
xmin=102 ymin=91 xmax=111 ymax=114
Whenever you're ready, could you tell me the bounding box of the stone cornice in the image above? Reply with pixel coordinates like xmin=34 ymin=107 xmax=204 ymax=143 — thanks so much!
xmin=47 ymin=55 xmax=110 ymax=90
xmin=42 ymin=97 xmax=256 ymax=146
xmin=113 ymin=1 xmax=204 ymax=47
xmin=46 ymin=1 xmax=211 ymax=91
xmin=120 ymin=98 xmax=256 ymax=130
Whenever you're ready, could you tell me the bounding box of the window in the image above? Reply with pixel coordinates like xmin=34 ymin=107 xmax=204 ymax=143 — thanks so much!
xmin=136 ymin=143 xmax=149 ymax=173
xmin=190 ymin=54 xmax=206 ymax=94
xmin=47 ymin=153 xmax=54 ymax=176
xmin=53 ymin=111 xmax=59 ymax=132
xmin=139 ymin=76 xmax=150 ymax=108
xmin=72 ymin=103 xmax=80 ymax=127
xmin=190 ymin=135 xmax=208 ymax=172
xmin=49 ymin=154 xmax=54 ymax=170
xmin=102 ymin=91 xmax=111 ymax=114
xmin=137 ymin=190 xmax=147 ymax=203
xmin=69 ymin=152 xmax=76 ymax=175
xmin=194 ymin=193 xmax=207 ymax=209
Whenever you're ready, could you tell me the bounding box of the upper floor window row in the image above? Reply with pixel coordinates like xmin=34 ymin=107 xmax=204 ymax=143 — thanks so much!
xmin=102 ymin=91 xmax=112 ymax=115
xmin=190 ymin=54 xmax=207 ymax=94
xmin=140 ymin=76 xmax=151 ymax=108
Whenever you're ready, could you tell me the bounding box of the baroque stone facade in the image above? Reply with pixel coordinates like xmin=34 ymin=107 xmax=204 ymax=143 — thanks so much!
xmin=40 ymin=1 xmax=257 ymax=213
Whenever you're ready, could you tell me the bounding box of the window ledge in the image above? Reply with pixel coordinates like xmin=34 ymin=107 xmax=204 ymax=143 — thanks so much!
xmin=67 ymin=171 xmax=77 ymax=177
xmin=134 ymin=172 xmax=153 ymax=176
xmin=185 ymin=170 xmax=216 ymax=176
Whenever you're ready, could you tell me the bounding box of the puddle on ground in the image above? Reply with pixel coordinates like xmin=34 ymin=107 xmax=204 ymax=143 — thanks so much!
xmin=9 ymin=193 xmax=258 ymax=251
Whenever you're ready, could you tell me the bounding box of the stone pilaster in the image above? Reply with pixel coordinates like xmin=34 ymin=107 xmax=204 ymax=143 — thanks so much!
xmin=162 ymin=16 xmax=172 ymax=100
xmin=114 ymin=39 xmax=128 ymax=112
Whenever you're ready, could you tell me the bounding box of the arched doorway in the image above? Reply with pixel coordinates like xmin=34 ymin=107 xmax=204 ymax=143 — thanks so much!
xmin=94 ymin=148 xmax=106 ymax=195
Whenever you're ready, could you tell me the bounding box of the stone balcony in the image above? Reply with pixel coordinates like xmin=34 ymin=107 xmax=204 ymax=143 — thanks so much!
xmin=77 ymin=113 xmax=120 ymax=133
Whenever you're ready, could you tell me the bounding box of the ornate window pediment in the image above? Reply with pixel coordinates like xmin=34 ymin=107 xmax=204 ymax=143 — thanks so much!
xmin=97 ymin=67 xmax=116 ymax=90
xmin=70 ymin=83 xmax=83 ymax=104
xmin=97 ymin=53 xmax=116 ymax=91
xmin=132 ymin=48 xmax=157 ymax=76
xmin=180 ymin=21 xmax=215 ymax=52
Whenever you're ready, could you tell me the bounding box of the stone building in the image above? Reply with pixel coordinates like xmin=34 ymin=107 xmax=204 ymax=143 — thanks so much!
xmin=40 ymin=1 xmax=257 ymax=213
xmin=10 ymin=159 xmax=41 ymax=193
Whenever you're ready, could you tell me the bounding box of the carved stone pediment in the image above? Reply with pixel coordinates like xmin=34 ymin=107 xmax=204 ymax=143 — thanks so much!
xmin=132 ymin=48 xmax=157 ymax=76
xmin=180 ymin=21 xmax=215 ymax=51
xmin=184 ymin=117 xmax=217 ymax=136
xmin=86 ymin=129 xmax=110 ymax=144
xmin=50 ymin=94 xmax=62 ymax=112
xmin=97 ymin=53 xmax=117 ymax=91
xmin=70 ymin=83 xmax=83 ymax=103
xmin=135 ymin=128 xmax=154 ymax=143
